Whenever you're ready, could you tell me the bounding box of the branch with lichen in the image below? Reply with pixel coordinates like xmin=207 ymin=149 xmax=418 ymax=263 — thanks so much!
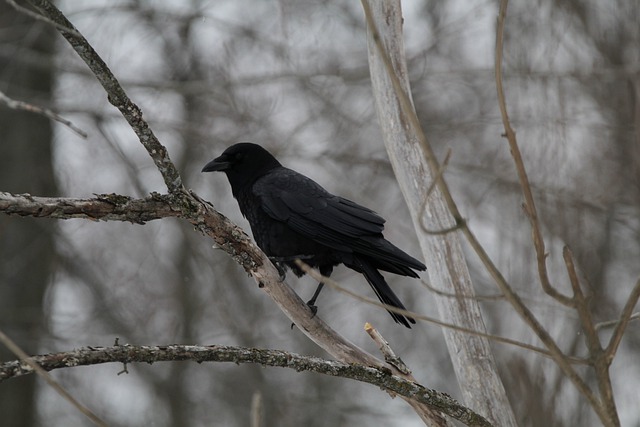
xmin=0 ymin=344 xmax=491 ymax=427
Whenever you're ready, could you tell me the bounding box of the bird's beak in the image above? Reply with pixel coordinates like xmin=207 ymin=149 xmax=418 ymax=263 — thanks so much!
xmin=202 ymin=157 xmax=230 ymax=173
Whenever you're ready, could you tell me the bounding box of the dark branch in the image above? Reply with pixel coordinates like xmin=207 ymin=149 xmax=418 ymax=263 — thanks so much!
xmin=0 ymin=344 xmax=492 ymax=427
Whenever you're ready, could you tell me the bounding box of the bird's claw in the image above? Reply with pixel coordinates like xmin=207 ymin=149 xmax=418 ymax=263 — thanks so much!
xmin=290 ymin=300 xmax=319 ymax=329
xmin=270 ymin=261 xmax=287 ymax=281
xmin=306 ymin=301 xmax=318 ymax=317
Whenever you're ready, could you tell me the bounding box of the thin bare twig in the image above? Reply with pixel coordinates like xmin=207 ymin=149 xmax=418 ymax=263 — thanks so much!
xmin=419 ymin=149 xmax=457 ymax=235
xmin=295 ymin=260 xmax=587 ymax=365
xmin=496 ymin=3 xmax=613 ymax=425
xmin=563 ymin=247 xmax=600 ymax=354
xmin=596 ymin=312 xmax=640 ymax=331
xmin=0 ymin=329 xmax=108 ymax=427
xmin=250 ymin=391 xmax=263 ymax=427
xmin=494 ymin=1 xmax=573 ymax=307
xmin=0 ymin=90 xmax=87 ymax=138
xmin=365 ymin=323 xmax=411 ymax=375
xmin=421 ymin=280 xmax=505 ymax=302
xmin=606 ymin=279 xmax=640 ymax=362
xmin=563 ymin=247 xmax=617 ymax=425
xmin=5 ymin=0 xmax=81 ymax=36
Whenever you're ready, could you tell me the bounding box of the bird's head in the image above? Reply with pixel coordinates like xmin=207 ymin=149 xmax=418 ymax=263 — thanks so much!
xmin=202 ymin=142 xmax=282 ymax=190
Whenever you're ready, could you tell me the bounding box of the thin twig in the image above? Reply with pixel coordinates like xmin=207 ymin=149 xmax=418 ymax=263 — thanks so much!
xmin=563 ymin=247 xmax=600 ymax=355
xmin=419 ymin=149 xmax=455 ymax=234
xmin=563 ymin=247 xmax=617 ymax=425
xmin=495 ymin=1 xmax=573 ymax=307
xmin=0 ymin=329 xmax=108 ymax=427
xmin=421 ymin=280 xmax=505 ymax=302
xmin=494 ymin=2 xmax=609 ymax=423
xmin=6 ymin=0 xmax=82 ymax=36
xmin=0 ymin=90 xmax=87 ymax=138
xmin=606 ymin=279 xmax=640 ymax=362
xmin=0 ymin=91 xmax=87 ymax=138
xmin=596 ymin=312 xmax=640 ymax=331
xmin=365 ymin=323 xmax=411 ymax=375
xmin=419 ymin=221 xmax=466 ymax=236
xmin=250 ymin=391 xmax=262 ymax=427
xmin=295 ymin=260 xmax=586 ymax=365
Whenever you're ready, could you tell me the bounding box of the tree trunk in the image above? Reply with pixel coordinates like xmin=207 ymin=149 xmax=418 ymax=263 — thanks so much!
xmin=0 ymin=3 xmax=57 ymax=426
xmin=363 ymin=1 xmax=517 ymax=425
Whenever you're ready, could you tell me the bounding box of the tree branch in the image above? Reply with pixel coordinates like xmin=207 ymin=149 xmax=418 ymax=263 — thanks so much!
xmin=19 ymin=0 xmax=386 ymax=373
xmin=495 ymin=0 xmax=573 ymax=307
xmin=0 ymin=192 xmax=179 ymax=223
xmin=563 ymin=247 xmax=616 ymax=425
xmin=0 ymin=90 xmax=87 ymax=138
xmin=495 ymin=3 xmax=620 ymax=426
xmin=0 ymin=344 xmax=492 ymax=427
xmin=5 ymin=7 xmax=464 ymax=427
xmin=605 ymin=279 xmax=640 ymax=362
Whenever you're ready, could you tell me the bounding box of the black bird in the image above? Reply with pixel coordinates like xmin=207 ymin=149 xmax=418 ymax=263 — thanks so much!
xmin=202 ymin=143 xmax=425 ymax=327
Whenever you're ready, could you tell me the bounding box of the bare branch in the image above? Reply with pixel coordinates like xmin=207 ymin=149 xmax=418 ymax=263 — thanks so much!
xmin=0 ymin=344 xmax=492 ymax=427
xmin=5 ymin=0 xmax=81 ymax=36
xmin=563 ymin=247 xmax=617 ymax=424
xmin=496 ymin=3 xmax=615 ymax=426
xmin=495 ymin=0 xmax=573 ymax=307
xmin=563 ymin=247 xmax=600 ymax=355
xmin=596 ymin=312 xmax=640 ymax=331
xmin=0 ymin=90 xmax=87 ymax=138
xmin=420 ymin=280 xmax=505 ymax=302
xmin=606 ymin=279 xmax=640 ymax=362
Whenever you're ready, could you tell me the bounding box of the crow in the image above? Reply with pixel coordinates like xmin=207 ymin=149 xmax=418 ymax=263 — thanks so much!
xmin=202 ymin=143 xmax=425 ymax=327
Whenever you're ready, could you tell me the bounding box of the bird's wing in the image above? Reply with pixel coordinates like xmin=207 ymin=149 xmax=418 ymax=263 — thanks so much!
xmin=254 ymin=168 xmax=385 ymax=249
xmin=255 ymin=167 xmax=425 ymax=273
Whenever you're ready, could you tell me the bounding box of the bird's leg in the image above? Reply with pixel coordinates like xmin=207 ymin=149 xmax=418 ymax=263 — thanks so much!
xmin=305 ymin=265 xmax=333 ymax=317
xmin=305 ymin=282 xmax=325 ymax=316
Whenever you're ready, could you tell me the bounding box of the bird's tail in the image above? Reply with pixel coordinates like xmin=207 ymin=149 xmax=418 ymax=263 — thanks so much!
xmin=349 ymin=256 xmax=416 ymax=328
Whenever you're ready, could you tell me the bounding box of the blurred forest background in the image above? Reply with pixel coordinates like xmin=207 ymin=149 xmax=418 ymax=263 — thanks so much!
xmin=1 ymin=0 xmax=639 ymax=426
